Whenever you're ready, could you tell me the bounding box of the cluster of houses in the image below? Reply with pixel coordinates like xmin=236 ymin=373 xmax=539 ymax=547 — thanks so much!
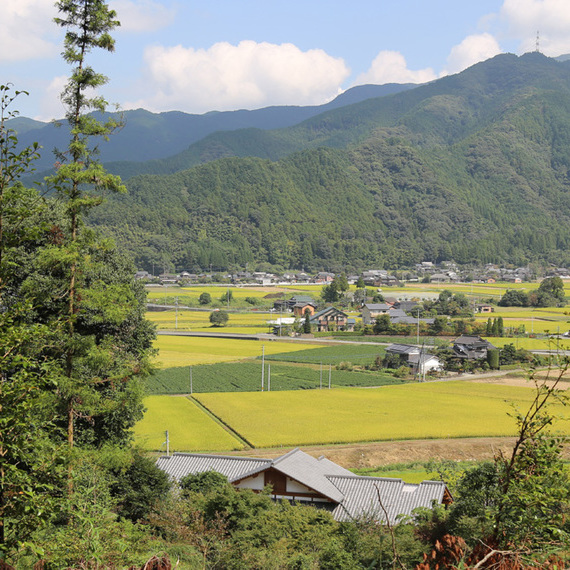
xmin=136 ymin=262 xmax=568 ymax=287
xmin=270 ymin=296 xmax=434 ymax=334
xmin=156 ymin=448 xmax=452 ymax=525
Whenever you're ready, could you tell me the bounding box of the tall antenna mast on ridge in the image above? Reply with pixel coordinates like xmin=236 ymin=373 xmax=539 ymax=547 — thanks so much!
xmin=535 ymin=30 xmax=541 ymax=53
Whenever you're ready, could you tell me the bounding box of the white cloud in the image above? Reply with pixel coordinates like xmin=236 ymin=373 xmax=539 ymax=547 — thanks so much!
xmin=0 ymin=0 xmax=58 ymax=62
xmin=501 ymin=0 xmax=570 ymax=56
xmin=126 ymin=40 xmax=350 ymax=113
xmin=355 ymin=51 xmax=437 ymax=86
xmin=443 ymin=33 xmax=502 ymax=75
xmin=36 ymin=75 xmax=68 ymax=121
xmin=110 ymin=0 xmax=175 ymax=33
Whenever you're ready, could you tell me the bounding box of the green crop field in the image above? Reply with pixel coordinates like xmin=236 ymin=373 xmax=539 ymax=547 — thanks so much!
xmin=147 ymin=361 xmax=405 ymax=394
xmin=264 ymin=344 xmax=386 ymax=365
xmin=134 ymin=395 xmax=244 ymax=452
xmin=194 ymin=382 xmax=570 ymax=448
xmin=153 ymin=335 xmax=327 ymax=368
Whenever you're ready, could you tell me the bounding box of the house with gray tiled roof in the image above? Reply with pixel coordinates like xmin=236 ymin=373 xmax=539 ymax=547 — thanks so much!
xmin=156 ymin=448 xmax=451 ymax=524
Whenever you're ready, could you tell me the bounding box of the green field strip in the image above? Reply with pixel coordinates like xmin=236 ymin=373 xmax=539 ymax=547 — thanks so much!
xmin=190 ymin=396 xmax=255 ymax=449
xmin=134 ymin=395 xmax=244 ymax=452
xmin=147 ymin=361 xmax=406 ymax=394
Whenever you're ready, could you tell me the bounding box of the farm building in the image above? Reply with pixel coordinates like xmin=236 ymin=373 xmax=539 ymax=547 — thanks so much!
xmin=156 ymin=448 xmax=451 ymax=524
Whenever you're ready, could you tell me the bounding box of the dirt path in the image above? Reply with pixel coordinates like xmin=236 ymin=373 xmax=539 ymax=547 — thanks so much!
xmin=228 ymin=436 xmax=570 ymax=469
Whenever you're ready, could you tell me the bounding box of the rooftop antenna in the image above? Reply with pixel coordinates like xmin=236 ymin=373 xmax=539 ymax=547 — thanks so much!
xmin=535 ymin=30 xmax=540 ymax=53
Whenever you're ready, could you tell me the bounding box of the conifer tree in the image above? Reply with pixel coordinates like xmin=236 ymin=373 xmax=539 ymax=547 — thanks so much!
xmin=46 ymin=1 xmax=153 ymax=451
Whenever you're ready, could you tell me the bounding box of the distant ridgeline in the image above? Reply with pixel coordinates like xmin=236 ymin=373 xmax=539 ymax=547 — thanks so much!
xmin=40 ymin=53 xmax=570 ymax=271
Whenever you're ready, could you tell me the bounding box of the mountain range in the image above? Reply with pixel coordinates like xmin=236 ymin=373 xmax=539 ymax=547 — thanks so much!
xmin=18 ymin=52 xmax=570 ymax=273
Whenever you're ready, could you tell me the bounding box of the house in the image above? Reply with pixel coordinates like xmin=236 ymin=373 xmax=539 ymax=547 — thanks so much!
xmin=273 ymin=296 xmax=315 ymax=312
xmin=361 ymin=303 xmax=391 ymax=325
xmin=453 ymin=335 xmax=497 ymax=359
xmin=293 ymin=302 xmax=317 ymax=317
xmin=430 ymin=273 xmax=451 ymax=284
xmin=386 ymin=344 xmax=442 ymax=375
xmin=408 ymin=353 xmax=443 ymax=375
xmin=156 ymin=448 xmax=451 ymax=524
xmin=474 ymin=304 xmax=494 ymax=314
xmin=310 ymin=307 xmax=348 ymax=332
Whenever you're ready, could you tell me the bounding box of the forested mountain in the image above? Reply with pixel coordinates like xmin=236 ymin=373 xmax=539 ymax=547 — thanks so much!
xmin=12 ymin=83 xmax=415 ymax=172
xmin=87 ymin=52 xmax=570 ymax=273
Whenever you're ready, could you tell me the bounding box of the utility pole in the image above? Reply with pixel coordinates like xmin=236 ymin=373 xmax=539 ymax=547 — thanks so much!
xmin=261 ymin=345 xmax=265 ymax=391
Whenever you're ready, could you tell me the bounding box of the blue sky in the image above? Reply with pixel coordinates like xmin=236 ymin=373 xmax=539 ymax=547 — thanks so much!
xmin=2 ymin=0 xmax=570 ymax=120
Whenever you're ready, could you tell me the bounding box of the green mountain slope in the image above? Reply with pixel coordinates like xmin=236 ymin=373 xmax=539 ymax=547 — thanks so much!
xmin=88 ymin=53 xmax=570 ymax=271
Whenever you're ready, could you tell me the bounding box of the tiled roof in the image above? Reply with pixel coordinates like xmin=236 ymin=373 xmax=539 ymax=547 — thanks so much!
xmin=156 ymin=449 xmax=449 ymax=523
xmin=272 ymin=449 xmax=352 ymax=503
xmin=156 ymin=452 xmax=271 ymax=482
xmin=329 ymin=476 xmax=447 ymax=524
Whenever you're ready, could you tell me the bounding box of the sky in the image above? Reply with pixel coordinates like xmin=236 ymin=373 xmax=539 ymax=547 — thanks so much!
xmin=2 ymin=0 xmax=570 ymax=121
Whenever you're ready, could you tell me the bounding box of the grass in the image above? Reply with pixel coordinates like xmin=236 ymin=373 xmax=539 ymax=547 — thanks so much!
xmin=353 ymin=462 xmax=433 ymax=483
xmin=153 ymin=335 xmax=326 ymax=368
xmin=133 ymin=395 xmax=244 ymax=452
xmin=147 ymin=361 xmax=405 ymax=394
xmin=194 ymin=382 xmax=570 ymax=449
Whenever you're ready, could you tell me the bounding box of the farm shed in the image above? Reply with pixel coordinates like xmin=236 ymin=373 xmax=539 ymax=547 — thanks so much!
xmin=156 ymin=448 xmax=451 ymax=524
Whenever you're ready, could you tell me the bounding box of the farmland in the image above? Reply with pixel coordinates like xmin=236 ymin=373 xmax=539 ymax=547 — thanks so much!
xmin=138 ymin=280 xmax=570 ymax=456
xmin=134 ymin=395 xmax=244 ymax=451
xmin=148 ymin=361 xmax=402 ymax=394
xmin=135 ymin=380 xmax=570 ymax=452
xmin=152 ymin=335 xmax=325 ymax=367
xmin=195 ymin=382 xmax=568 ymax=448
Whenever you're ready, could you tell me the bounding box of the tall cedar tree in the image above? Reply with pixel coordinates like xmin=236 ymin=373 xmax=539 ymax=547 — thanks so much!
xmin=47 ymin=1 xmax=152 ymax=452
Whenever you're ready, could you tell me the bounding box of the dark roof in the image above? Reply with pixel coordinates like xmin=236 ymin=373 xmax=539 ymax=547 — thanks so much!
xmin=386 ymin=344 xmax=420 ymax=355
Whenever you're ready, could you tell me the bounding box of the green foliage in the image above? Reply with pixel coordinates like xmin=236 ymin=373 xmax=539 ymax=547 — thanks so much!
xmin=179 ymin=471 xmax=229 ymax=496
xmin=85 ymin=54 xmax=570 ymax=272
xmin=487 ymin=348 xmax=500 ymax=369
xmin=498 ymin=289 xmax=530 ymax=307
xmin=321 ymin=280 xmax=340 ymax=303
xmin=209 ymin=309 xmax=229 ymax=327
xmin=198 ymin=291 xmax=211 ymax=305
xmin=110 ymin=451 xmax=171 ymax=523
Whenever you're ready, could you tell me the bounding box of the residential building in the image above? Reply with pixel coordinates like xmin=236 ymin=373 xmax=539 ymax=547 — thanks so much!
xmin=156 ymin=448 xmax=451 ymax=524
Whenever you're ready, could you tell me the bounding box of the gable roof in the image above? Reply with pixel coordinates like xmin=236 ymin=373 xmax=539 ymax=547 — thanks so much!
xmin=271 ymin=448 xmax=352 ymax=503
xmin=329 ymin=476 xmax=447 ymax=524
xmin=156 ymin=449 xmax=450 ymax=524
xmin=156 ymin=452 xmax=271 ymax=483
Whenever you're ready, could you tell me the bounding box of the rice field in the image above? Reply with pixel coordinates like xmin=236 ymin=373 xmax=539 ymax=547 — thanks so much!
xmin=147 ymin=308 xmax=271 ymax=333
xmin=152 ymin=335 xmax=326 ymax=368
xmin=194 ymin=382 xmax=570 ymax=448
xmin=134 ymin=395 xmax=244 ymax=452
